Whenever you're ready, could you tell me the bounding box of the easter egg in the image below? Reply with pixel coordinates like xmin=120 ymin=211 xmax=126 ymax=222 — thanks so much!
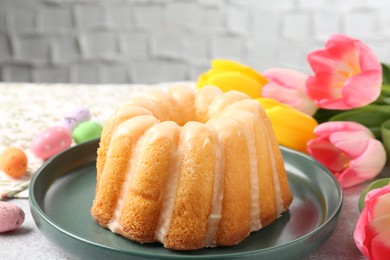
xmin=72 ymin=121 xmax=102 ymax=144
xmin=0 ymin=147 xmax=28 ymax=178
xmin=31 ymin=126 xmax=72 ymax=160
xmin=0 ymin=201 xmax=25 ymax=233
xmin=59 ymin=107 xmax=91 ymax=133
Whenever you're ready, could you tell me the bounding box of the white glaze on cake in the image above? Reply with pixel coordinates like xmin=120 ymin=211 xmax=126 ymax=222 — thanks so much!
xmin=154 ymin=125 xmax=182 ymax=243
xmin=204 ymin=119 xmax=226 ymax=247
xmin=239 ymin=113 xmax=261 ymax=232
xmin=263 ymin=123 xmax=284 ymax=214
xmin=91 ymin=84 xmax=292 ymax=251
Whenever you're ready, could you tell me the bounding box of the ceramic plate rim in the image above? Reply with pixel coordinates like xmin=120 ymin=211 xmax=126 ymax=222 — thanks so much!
xmin=29 ymin=139 xmax=343 ymax=259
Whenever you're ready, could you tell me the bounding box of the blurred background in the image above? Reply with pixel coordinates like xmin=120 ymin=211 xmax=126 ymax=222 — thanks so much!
xmin=0 ymin=0 xmax=390 ymax=84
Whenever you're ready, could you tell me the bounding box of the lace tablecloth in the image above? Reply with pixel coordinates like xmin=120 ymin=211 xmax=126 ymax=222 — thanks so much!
xmin=0 ymin=82 xmax=185 ymax=198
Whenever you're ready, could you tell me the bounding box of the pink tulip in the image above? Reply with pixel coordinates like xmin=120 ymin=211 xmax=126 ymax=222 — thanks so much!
xmin=307 ymin=121 xmax=386 ymax=188
xmin=262 ymin=68 xmax=318 ymax=116
xmin=354 ymin=184 xmax=390 ymax=259
xmin=306 ymin=34 xmax=382 ymax=110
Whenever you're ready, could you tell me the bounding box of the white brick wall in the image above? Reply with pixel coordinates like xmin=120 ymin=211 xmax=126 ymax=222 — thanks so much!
xmin=313 ymin=11 xmax=341 ymax=41
xmin=52 ymin=36 xmax=79 ymax=64
xmin=0 ymin=33 xmax=11 ymax=62
xmin=105 ymin=6 xmax=133 ymax=28
xmin=226 ymin=7 xmax=249 ymax=35
xmin=75 ymin=4 xmax=102 ymax=29
xmin=40 ymin=6 xmax=74 ymax=32
xmin=120 ymin=32 xmax=148 ymax=58
xmin=132 ymin=5 xmax=164 ymax=29
xmin=16 ymin=35 xmax=51 ymax=64
xmin=1 ymin=0 xmax=390 ymax=84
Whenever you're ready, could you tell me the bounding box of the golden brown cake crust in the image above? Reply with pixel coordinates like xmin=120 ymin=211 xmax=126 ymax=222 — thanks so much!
xmin=118 ymin=122 xmax=179 ymax=243
xmin=91 ymin=84 xmax=293 ymax=250
xmin=213 ymin=119 xmax=251 ymax=246
xmin=164 ymin=122 xmax=216 ymax=250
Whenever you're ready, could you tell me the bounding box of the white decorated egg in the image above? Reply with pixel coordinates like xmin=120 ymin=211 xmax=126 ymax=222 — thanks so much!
xmin=0 ymin=201 xmax=25 ymax=233
xmin=31 ymin=126 xmax=72 ymax=160
xmin=59 ymin=107 xmax=91 ymax=133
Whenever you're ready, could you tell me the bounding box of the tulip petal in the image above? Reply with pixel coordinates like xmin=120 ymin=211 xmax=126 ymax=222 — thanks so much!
xmin=313 ymin=121 xmax=372 ymax=138
xmin=197 ymin=59 xmax=268 ymax=98
xmin=365 ymin=185 xmax=390 ymax=219
xmin=307 ymin=49 xmax=340 ymax=74
xmin=306 ymin=72 xmax=341 ymax=100
xmin=326 ymin=36 xmax=359 ymax=68
xmin=263 ymin=68 xmax=308 ymax=92
xmin=204 ymin=71 xmax=262 ymax=98
xmin=359 ymin=179 xmax=390 ymax=212
xmin=328 ymin=130 xmax=370 ymax=158
xmin=354 ymin=206 xmax=370 ymax=258
xmin=341 ymin=71 xmax=382 ymax=108
xmin=356 ymin=40 xmax=382 ymax=71
xmin=306 ymin=138 xmax=351 ymax=173
xmin=337 ymin=167 xmax=370 ymax=188
xmin=366 ymin=216 xmax=390 ymax=260
xmin=197 ymin=67 xmax=230 ymax=87
xmin=373 ymin=194 xmax=390 ymax=223
xmin=354 ymin=184 xmax=390 ymax=259
xmin=262 ymin=68 xmax=318 ymax=116
xmin=262 ymin=82 xmax=318 ymax=116
xmin=348 ymin=139 xmax=386 ymax=180
xmin=257 ymin=98 xmax=317 ymax=153
xmin=256 ymin=97 xmax=280 ymax=109
xmin=366 ymin=184 xmax=390 ymax=203
xmin=264 ymin=106 xmax=316 ymax=152
xmin=212 ymin=59 xmax=268 ymax=85
xmin=369 ymin=214 xmax=390 ymax=233
xmin=371 ymin=228 xmax=390 ymax=260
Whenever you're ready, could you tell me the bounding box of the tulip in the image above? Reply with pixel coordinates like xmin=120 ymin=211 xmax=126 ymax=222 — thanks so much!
xmin=197 ymin=59 xmax=268 ymax=98
xmin=358 ymin=178 xmax=390 ymax=212
xmin=256 ymin=98 xmax=318 ymax=153
xmin=307 ymin=121 xmax=386 ymax=188
xmin=354 ymin=183 xmax=390 ymax=260
xmin=262 ymin=68 xmax=318 ymax=116
xmin=306 ymin=34 xmax=382 ymax=110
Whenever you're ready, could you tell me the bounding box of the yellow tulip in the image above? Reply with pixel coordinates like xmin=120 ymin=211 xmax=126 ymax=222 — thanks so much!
xmin=256 ymin=98 xmax=318 ymax=153
xmin=197 ymin=59 xmax=268 ymax=98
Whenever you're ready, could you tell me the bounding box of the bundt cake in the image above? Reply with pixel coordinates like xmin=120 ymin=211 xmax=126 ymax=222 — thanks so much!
xmin=91 ymin=84 xmax=293 ymax=250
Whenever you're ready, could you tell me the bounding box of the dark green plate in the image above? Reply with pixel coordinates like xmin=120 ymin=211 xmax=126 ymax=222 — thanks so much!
xmin=29 ymin=139 xmax=343 ymax=260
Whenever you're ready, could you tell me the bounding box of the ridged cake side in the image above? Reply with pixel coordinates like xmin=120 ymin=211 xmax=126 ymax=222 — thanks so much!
xmin=91 ymin=84 xmax=293 ymax=250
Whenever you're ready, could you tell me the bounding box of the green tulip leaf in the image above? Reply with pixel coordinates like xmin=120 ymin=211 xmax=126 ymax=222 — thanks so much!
xmin=358 ymin=178 xmax=390 ymax=212
xmin=381 ymin=63 xmax=390 ymax=85
xmin=380 ymin=84 xmax=390 ymax=96
xmin=329 ymin=105 xmax=390 ymax=140
xmin=374 ymin=85 xmax=390 ymax=105
xmin=381 ymin=119 xmax=390 ymax=162
xmin=374 ymin=96 xmax=390 ymax=105
xmin=368 ymin=127 xmax=382 ymax=140
xmin=380 ymin=97 xmax=390 ymax=105
xmin=313 ymin=108 xmax=344 ymax=124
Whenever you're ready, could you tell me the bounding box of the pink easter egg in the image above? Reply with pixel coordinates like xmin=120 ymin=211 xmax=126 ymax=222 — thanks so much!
xmin=31 ymin=126 xmax=72 ymax=160
xmin=0 ymin=201 xmax=25 ymax=233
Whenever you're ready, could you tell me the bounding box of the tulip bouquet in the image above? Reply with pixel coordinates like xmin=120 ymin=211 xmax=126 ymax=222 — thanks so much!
xmin=197 ymin=34 xmax=390 ymax=259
